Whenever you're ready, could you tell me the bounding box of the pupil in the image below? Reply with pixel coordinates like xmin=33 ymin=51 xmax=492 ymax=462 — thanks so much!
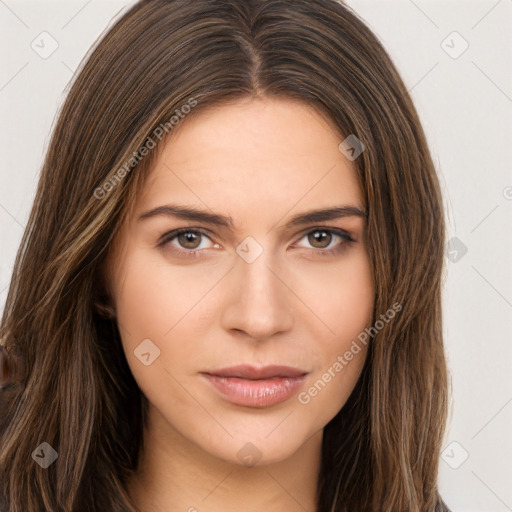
xmin=310 ymin=230 xmax=330 ymax=248
xmin=180 ymin=232 xmax=199 ymax=248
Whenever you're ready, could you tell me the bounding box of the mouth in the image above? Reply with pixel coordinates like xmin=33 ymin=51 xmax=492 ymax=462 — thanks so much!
xmin=200 ymin=364 xmax=309 ymax=408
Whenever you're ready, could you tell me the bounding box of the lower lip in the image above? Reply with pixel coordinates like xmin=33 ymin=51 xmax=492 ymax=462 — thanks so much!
xmin=201 ymin=374 xmax=307 ymax=408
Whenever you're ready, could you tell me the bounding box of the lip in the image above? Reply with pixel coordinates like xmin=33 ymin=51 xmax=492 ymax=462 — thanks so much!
xmin=200 ymin=365 xmax=309 ymax=408
xmin=204 ymin=364 xmax=308 ymax=380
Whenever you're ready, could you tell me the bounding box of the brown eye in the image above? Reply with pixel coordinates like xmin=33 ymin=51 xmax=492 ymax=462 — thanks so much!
xmin=307 ymin=230 xmax=332 ymax=249
xmin=295 ymin=228 xmax=354 ymax=256
xmin=158 ymin=228 xmax=218 ymax=257
xmin=177 ymin=231 xmax=202 ymax=249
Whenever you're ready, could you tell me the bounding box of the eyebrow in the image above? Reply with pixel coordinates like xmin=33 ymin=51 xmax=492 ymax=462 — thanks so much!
xmin=138 ymin=203 xmax=368 ymax=231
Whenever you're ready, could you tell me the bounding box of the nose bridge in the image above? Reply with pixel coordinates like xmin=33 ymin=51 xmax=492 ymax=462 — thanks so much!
xmin=222 ymin=236 xmax=293 ymax=338
xmin=240 ymin=246 xmax=277 ymax=297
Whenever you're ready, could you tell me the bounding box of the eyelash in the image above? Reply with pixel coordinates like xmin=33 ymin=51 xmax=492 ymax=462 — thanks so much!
xmin=158 ymin=227 xmax=355 ymax=258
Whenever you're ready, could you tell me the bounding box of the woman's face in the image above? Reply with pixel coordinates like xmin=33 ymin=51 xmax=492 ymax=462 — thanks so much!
xmin=106 ymin=97 xmax=375 ymax=466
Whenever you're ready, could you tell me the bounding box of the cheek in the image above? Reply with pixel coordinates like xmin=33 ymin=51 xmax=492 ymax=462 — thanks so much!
xmin=296 ymin=252 xmax=373 ymax=414
xmin=113 ymin=250 xmax=217 ymax=340
xmin=335 ymin=249 xmax=374 ymax=323
xmin=294 ymin=248 xmax=374 ymax=334
xmin=111 ymin=256 xmax=208 ymax=414
xmin=325 ymin=253 xmax=374 ymax=374
xmin=111 ymin=252 xmax=219 ymax=387
xmin=299 ymin=343 xmax=368 ymax=423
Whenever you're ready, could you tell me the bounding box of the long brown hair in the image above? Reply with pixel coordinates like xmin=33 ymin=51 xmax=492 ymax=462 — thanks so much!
xmin=0 ymin=0 xmax=450 ymax=510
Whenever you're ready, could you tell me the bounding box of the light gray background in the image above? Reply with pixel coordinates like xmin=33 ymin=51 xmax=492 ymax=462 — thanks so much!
xmin=1 ymin=1 xmax=511 ymax=510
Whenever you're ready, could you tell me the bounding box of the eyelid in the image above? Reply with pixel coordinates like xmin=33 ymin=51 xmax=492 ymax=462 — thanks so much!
xmin=157 ymin=227 xmax=215 ymax=254
xmin=157 ymin=227 xmax=213 ymax=245
xmin=158 ymin=226 xmax=355 ymax=256
xmin=294 ymin=226 xmax=355 ymax=244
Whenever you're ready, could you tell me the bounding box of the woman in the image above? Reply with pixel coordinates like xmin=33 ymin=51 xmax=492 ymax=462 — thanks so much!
xmin=0 ymin=0 xmax=451 ymax=510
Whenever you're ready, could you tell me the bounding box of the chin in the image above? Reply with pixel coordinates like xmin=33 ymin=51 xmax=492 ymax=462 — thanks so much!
xmin=189 ymin=416 xmax=317 ymax=468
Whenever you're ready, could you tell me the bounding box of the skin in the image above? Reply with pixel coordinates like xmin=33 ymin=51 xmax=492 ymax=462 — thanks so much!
xmin=105 ymin=96 xmax=375 ymax=512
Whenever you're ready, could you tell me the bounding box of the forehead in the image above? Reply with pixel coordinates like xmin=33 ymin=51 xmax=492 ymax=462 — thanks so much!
xmin=135 ymin=97 xmax=364 ymax=224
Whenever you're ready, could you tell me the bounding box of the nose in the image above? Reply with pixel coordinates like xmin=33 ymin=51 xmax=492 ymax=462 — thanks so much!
xmin=220 ymin=245 xmax=294 ymax=341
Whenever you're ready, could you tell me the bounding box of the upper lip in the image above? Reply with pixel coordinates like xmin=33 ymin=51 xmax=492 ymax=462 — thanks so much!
xmin=202 ymin=364 xmax=308 ymax=380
